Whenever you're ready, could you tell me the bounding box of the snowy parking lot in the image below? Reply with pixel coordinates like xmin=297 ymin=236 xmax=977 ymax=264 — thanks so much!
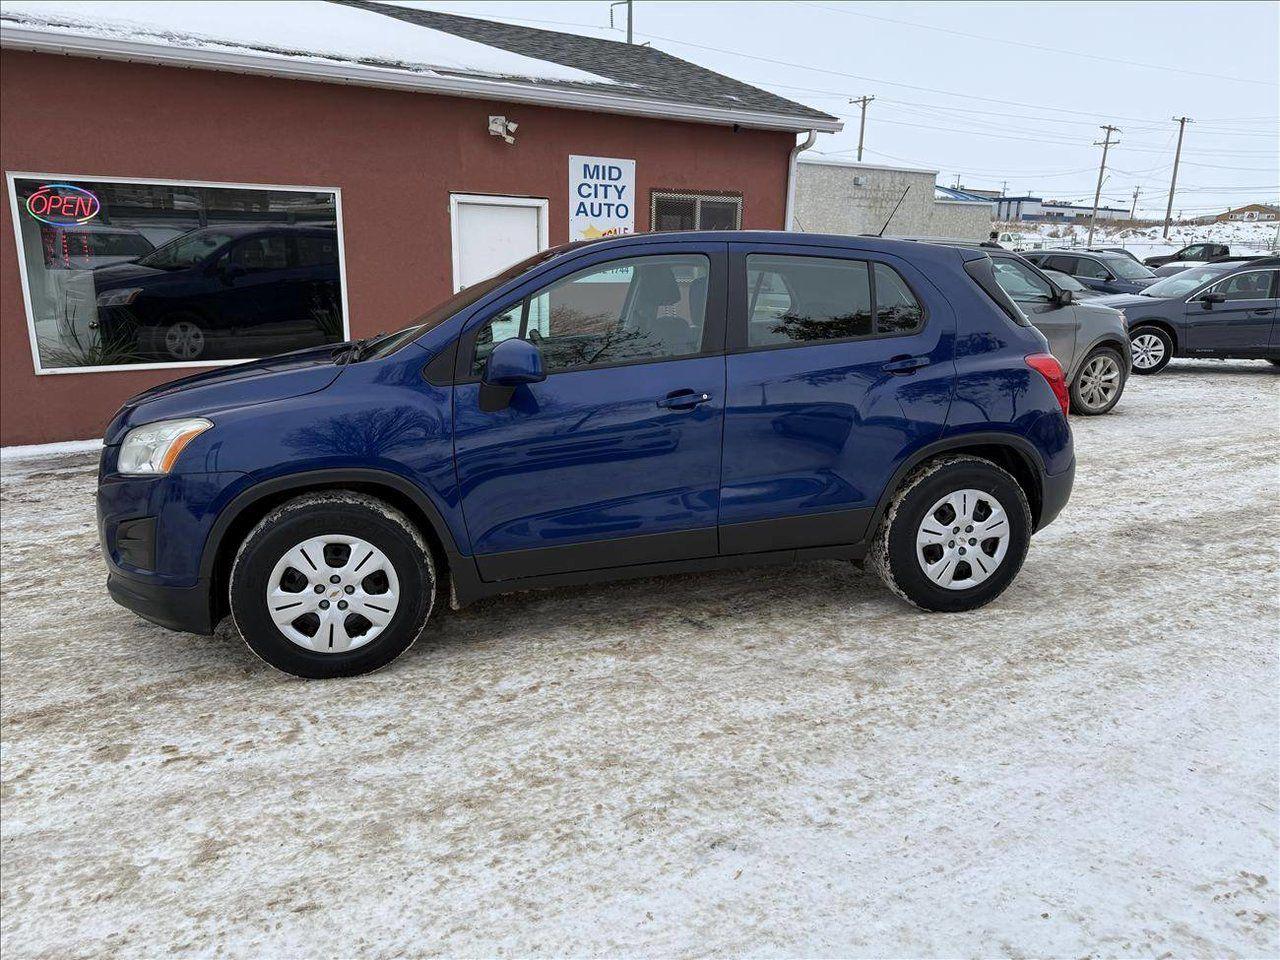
xmin=2 ymin=360 xmax=1277 ymax=957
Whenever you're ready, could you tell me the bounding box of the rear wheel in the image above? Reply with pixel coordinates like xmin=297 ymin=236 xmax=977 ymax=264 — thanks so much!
xmin=1070 ymin=346 xmax=1126 ymax=415
xmin=870 ymin=456 xmax=1032 ymax=612
xmin=229 ymin=492 xmax=436 ymax=678
xmin=1129 ymin=326 xmax=1172 ymax=375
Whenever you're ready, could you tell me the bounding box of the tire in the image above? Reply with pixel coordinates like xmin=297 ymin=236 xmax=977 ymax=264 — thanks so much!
xmin=162 ymin=316 xmax=207 ymax=361
xmin=1070 ymin=346 xmax=1127 ymax=415
xmin=229 ymin=492 xmax=436 ymax=678
xmin=1129 ymin=325 xmax=1172 ymax=375
xmin=869 ymin=455 xmax=1032 ymax=613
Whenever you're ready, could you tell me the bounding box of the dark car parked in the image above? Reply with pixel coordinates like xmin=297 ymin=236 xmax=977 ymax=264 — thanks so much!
xmin=1143 ymin=242 xmax=1229 ymax=269
xmin=97 ymin=232 xmax=1075 ymax=678
xmin=90 ymin=223 xmax=342 ymax=361
xmin=1022 ymin=249 xmax=1158 ymax=294
xmin=1092 ymin=257 xmax=1280 ymax=373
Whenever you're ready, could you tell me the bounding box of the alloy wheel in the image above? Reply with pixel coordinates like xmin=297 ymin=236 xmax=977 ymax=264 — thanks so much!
xmin=1077 ymin=354 xmax=1122 ymax=410
xmin=915 ymin=489 xmax=1010 ymax=591
xmin=266 ymin=534 xmax=400 ymax=652
xmin=1131 ymin=333 xmax=1165 ymax=370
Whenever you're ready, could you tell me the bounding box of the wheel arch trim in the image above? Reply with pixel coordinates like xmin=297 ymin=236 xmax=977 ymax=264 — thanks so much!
xmin=869 ymin=432 xmax=1050 ymax=534
xmin=198 ymin=468 xmax=469 ymax=585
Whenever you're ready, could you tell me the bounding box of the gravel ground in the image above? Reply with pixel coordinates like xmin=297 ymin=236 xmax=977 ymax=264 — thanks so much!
xmin=2 ymin=360 xmax=1278 ymax=958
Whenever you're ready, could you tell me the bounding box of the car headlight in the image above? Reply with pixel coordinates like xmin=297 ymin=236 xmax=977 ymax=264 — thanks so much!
xmin=118 ymin=418 xmax=212 ymax=475
xmin=96 ymin=287 xmax=142 ymax=307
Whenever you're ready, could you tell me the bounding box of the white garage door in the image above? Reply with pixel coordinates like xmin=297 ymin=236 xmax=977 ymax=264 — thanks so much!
xmin=450 ymin=194 xmax=549 ymax=293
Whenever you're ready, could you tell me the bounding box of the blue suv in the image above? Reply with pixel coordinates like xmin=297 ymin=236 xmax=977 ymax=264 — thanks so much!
xmin=97 ymin=233 xmax=1075 ymax=678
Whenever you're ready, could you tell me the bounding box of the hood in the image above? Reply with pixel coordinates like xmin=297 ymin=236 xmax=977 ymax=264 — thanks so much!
xmin=1092 ymin=292 xmax=1160 ymax=308
xmin=92 ymin=261 xmax=172 ymax=288
xmin=103 ymin=343 xmax=346 ymax=445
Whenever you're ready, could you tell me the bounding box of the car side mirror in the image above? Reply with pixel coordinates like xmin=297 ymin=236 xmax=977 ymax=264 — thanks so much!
xmin=219 ymin=262 xmax=245 ymax=283
xmin=1199 ymin=291 xmax=1226 ymax=307
xmin=483 ymin=337 xmax=546 ymax=387
xmin=1054 ymin=287 xmax=1074 ymax=306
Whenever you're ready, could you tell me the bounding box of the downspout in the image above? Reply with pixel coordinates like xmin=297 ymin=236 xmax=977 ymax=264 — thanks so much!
xmin=784 ymin=129 xmax=817 ymax=231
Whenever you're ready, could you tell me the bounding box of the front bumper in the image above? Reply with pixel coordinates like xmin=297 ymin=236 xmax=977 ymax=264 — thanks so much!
xmin=107 ymin=571 xmax=216 ymax=635
xmin=1038 ymin=456 xmax=1075 ymax=531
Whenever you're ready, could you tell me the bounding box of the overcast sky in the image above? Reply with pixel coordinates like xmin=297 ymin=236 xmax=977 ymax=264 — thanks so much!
xmin=406 ymin=0 xmax=1279 ymax=218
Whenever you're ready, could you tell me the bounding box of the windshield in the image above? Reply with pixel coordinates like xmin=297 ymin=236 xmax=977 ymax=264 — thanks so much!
xmin=363 ymin=243 xmax=577 ymax=360
xmin=1108 ymin=257 xmax=1155 ymax=280
xmin=1045 ymin=270 xmax=1085 ymax=292
xmin=137 ymin=229 xmax=235 ymax=269
xmin=1141 ymin=263 xmax=1234 ymax=297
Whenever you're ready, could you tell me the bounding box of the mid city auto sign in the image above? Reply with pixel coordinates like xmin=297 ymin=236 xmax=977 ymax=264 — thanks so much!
xmin=569 ymin=155 xmax=635 ymax=242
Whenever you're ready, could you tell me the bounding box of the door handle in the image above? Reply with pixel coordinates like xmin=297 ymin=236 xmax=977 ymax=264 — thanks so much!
xmin=882 ymin=354 xmax=931 ymax=374
xmin=657 ymin=389 xmax=712 ymax=410
xmin=1251 ymin=308 xmax=1271 ymax=316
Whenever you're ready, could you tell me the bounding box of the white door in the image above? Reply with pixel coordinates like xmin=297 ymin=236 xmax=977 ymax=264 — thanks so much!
xmin=450 ymin=194 xmax=549 ymax=292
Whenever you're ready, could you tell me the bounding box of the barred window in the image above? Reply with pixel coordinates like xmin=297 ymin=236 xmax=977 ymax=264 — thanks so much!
xmin=650 ymin=190 xmax=743 ymax=232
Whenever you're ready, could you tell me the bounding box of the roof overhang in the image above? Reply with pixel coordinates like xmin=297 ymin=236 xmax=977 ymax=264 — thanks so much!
xmin=0 ymin=25 xmax=842 ymax=133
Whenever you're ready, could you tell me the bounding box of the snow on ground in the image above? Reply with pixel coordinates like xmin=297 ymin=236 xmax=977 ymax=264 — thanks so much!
xmin=0 ymin=1 xmax=615 ymax=85
xmin=1007 ymin=218 xmax=1280 ymax=261
xmin=2 ymin=362 xmax=1278 ymax=957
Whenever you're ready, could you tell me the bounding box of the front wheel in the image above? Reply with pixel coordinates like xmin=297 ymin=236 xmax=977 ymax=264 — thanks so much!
xmin=229 ymin=492 xmax=437 ymax=678
xmin=1070 ymin=346 xmax=1127 ymax=415
xmin=869 ymin=456 xmax=1032 ymax=612
xmin=162 ymin=316 xmax=207 ymax=361
xmin=1129 ymin=326 xmax=1172 ymax=375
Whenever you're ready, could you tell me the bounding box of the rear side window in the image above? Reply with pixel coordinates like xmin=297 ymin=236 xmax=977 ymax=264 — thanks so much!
xmin=744 ymin=254 xmax=922 ymax=348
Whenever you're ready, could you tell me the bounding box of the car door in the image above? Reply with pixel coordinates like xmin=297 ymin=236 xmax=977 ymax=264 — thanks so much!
xmin=1184 ymin=268 xmax=1277 ymax=354
xmin=718 ymin=242 xmax=954 ymax=554
xmin=214 ymin=233 xmax=295 ymax=346
xmin=452 ymin=244 xmax=727 ymax=581
xmin=990 ymin=256 xmax=1077 ymax=374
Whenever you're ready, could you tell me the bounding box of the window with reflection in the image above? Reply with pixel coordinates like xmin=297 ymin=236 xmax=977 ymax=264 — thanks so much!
xmin=472 ymin=254 xmax=710 ymax=375
xmin=745 ymin=254 xmax=923 ymax=347
xmin=10 ymin=176 xmax=345 ymax=370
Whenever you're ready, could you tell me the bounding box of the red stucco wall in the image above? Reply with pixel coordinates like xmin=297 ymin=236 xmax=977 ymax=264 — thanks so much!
xmin=0 ymin=50 xmax=793 ymax=445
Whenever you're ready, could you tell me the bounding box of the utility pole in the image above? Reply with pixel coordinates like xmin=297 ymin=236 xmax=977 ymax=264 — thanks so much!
xmin=610 ymin=0 xmax=633 ymax=42
xmin=1087 ymin=124 xmax=1120 ymax=247
xmin=1130 ymin=186 xmax=1140 ymax=219
xmin=849 ymin=95 xmax=875 ymax=162
xmin=1163 ymin=116 xmax=1192 ymax=239
xmin=1000 ymin=181 xmax=1008 ymax=197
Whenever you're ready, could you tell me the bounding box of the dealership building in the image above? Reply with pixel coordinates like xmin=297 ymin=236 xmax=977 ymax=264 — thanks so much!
xmin=0 ymin=1 xmax=839 ymax=445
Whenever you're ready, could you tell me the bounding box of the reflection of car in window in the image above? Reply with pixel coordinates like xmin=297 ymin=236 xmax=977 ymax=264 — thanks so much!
xmin=90 ymin=223 xmax=342 ymax=362
xmin=40 ymin=223 xmax=154 ymax=270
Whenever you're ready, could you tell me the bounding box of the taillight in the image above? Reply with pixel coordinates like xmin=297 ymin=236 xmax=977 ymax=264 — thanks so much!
xmin=1026 ymin=353 xmax=1070 ymax=418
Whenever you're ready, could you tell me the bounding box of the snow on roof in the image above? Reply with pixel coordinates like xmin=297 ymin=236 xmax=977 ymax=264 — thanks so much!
xmin=0 ymin=0 xmax=615 ymax=85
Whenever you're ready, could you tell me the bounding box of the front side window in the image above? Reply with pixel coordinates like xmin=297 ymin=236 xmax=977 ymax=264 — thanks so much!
xmin=472 ymin=254 xmax=710 ymax=376
xmin=991 ymin=259 xmax=1054 ymax=302
xmin=744 ymin=255 xmax=923 ymax=348
xmin=1074 ymin=258 xmax=1110 ymax=280
xmin=1210 ymin=270 xmax=1275 ymax=301
xmin=9 ymin=176 xmax=345 ymax=371
xmin=651 ymin=191 xmax=743 ymax=232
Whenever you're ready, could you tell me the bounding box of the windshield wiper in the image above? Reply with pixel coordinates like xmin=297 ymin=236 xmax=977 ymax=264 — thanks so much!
xmin=337 ymin=332 xmax=385 ymax=364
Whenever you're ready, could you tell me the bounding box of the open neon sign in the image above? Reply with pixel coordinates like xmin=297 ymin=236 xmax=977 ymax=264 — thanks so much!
xmin=25 ymin=184 xmax=101 ymax=225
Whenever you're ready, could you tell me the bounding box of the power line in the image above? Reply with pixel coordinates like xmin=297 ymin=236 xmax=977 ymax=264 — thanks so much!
xmin=797 ymin=1 xmax=1275 ymax=87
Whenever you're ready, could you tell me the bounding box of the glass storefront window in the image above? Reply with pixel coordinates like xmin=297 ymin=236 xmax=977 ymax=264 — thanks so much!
xmin=7 ymin=175 xmax=347 ymax=372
